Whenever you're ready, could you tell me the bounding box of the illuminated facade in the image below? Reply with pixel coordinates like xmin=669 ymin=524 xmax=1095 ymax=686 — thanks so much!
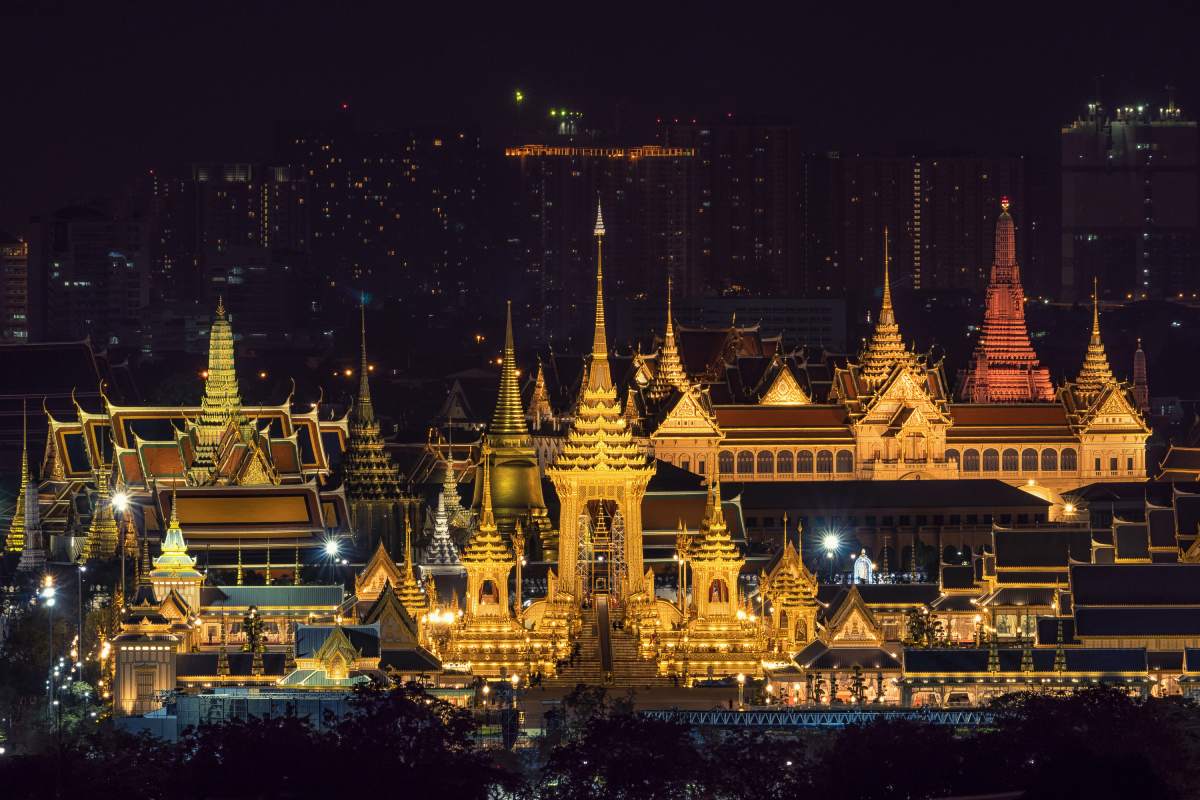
xmin=646 ymin=241 xmax=1149 ymax=492
xmin=38 ymin=300 xmax=349 ymax=570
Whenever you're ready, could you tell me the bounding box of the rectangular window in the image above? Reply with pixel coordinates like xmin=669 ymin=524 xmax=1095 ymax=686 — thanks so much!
xmin=1127 ymin=457 xmax=1134 ymax=471
xmin=697 ymin=460 xmax=706 ymax=476
xmin=949 ymin=514 xmax=961 ymax=525
xmin=1109 ymin=457 xmax=1118 ymax=472
xmin=1095 ymin=458 xmax=1101 ymax=471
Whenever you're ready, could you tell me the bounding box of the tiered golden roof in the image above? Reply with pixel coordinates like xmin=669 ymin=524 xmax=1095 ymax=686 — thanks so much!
xmin=647 ymin=276 xmax=689 ymax=403
xmin=548 ymin=205 xmax=653 ymax=475
xmin=1074 ymin=278 xmax=1116 ymax=400
xmin=858 ymin=232 xmax=917 ymax=387
xmin=394 ymin=503 xmax=431 ymax=616
xmin=82 ymin=465 xmax=119 ymax=559
xmin=689 ymin=479 xmax=740 ymax=565
xmin=461 ymin=451 xmax=514 ymax=568
xmin=345 ymin=303 xmax=406 ymax=502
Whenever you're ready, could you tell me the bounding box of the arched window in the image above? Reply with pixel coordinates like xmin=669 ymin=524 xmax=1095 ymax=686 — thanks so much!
xmin=719 ymin=451 xmax=735 ymax=475
xmin=737 ymin=450 xmax=754 ymax=474
xmin=816 ymin=450 xmax=833 ymax=474
xmin=680 ymin=458 xmax=691 ymax=474
xmin=1002 ymin=449 xmax=1019 ymax=471
xmin=777 ymin=451 xmax=793 ymax=474
xmin=945 ymin=448 xmax=960 ymax=465
xmin=983 ymin=449 xmax=999 ymax=471
xmin=708 ymin=579 xmax=729 ymax=604
xmin=757 ymin=451 xmax=774 ymax=474
xmin=1022 ymin=448 xmax=1038 ymax=472
xmin=836 ymin=450 xmax=854 ymax=473
xmin=1041 ymin=449 xmax=1058 ymax=472
xmin=798 ymin=451 xmax=814 ymax=473
xmin=963 ymin=449 xmax=980 ymax=471
xmin=1061 ymin=448 xmax=1078 ymax=471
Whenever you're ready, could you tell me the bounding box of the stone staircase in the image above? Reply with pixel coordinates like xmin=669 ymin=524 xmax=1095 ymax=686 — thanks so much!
xmin=543 ymin=599 xmax=671 ymax=689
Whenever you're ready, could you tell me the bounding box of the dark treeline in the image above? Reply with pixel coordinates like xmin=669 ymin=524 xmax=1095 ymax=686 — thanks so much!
xmin=2 ymin=684 xmax=1198 ymax=799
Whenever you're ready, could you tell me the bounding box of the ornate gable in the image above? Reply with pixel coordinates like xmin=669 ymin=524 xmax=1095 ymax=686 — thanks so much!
xmin=1080 ymin=385 xmax=1148 ymax=432
xmin=653 ymin=389 xmax=721 ymax=439
xmin=355 ymin=541 xmax=404 ymax=604
xmin=759 ymin=366 xmax=810 ymax=406
xmin=823 ymin=587 xmax=883 ymax=647
xmin=361 ymin=583 xmax=420 ymax=649
xmin=859 ymin=364 xmax=948 ymax=426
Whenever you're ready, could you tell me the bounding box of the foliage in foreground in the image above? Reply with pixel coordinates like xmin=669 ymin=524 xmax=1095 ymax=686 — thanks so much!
xmin=1 ymin=684 xmax=1198 ymax=799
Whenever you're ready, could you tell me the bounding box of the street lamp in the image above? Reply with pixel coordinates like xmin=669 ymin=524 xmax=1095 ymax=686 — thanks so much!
xmin=736 ymin=672 xmax=746 ymax=711
xmin=323 ymin=539 xmax=340 ymax=557
xmin=509 ymin=673 xmax=519 ymax=710
xmin=481 ymin=683 xmax=490 ymax=707
xmin=41 ymin=577 xmax=57 ymax=726
xmin=823 ymin=533 xmax=839 ymax=582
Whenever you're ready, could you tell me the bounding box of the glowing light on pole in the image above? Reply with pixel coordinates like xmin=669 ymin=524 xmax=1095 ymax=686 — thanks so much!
xmin=822 ymin=533 xmax=840 ymax=582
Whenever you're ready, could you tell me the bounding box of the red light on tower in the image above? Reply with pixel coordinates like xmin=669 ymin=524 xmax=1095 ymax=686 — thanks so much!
xmin=1000 ymin=195 xmax=1010 ymax=212
xmin=340 ymin=102 xmax=349 ymax=111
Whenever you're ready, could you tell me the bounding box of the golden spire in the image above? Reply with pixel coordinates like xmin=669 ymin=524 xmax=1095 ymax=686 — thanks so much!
xmin=648 ymin=274 xmax=689 ymax=402
xmin=83 ymin=454 xmax=119 ymax=560
xmin=548 ymin=203 xmax=652 ymax=475
xmin=1075 ymin=276 xmax=1115 ymax=397
xmin=691 ymin=477 xmax=739 ymax=563
xmin=6 ymin=400 xmax=28 ymax=553
xmin=586 ymin=200 xmax=612 ymax=394
xmin=151 ymin=486 xmax=199 ymax=574
xmin=478 ymin=445 xmax=496 ymax=533
xmin=529 ymin=358 xmax=553 ymax=427
xmin=462 ymin=446 xmax=511 ymax=565
xmin=191 ymin=297 xmax=244 ymax=479
xmin=344 ymin=299 xmax=405 ymax=502
xmin=859 ymin=226 xmax=915 ymax=386
xmin=488 ymin=301 xmax=532 ymax=447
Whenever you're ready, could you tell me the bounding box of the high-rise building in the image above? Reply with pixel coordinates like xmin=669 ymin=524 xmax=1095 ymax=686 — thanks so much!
xmin=506 ymin=143 xmax=695 ymax=342
xmin=1061 ymin=97 xmax=1199 ymax=301
xmin=660 ymin=120 xmax=804 ymax=296
xmin=275 ymin=110 xmax=490 ymax=305
xmin=28 ymin=204 xmax=149 ymax=347
xmin=809 ymin=154 xmax=1027 ymax=298
xmin=0 ymin=233 xmax=29 ymax=342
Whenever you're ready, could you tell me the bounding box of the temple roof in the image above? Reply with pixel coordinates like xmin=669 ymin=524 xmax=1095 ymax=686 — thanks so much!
xmin=903 ymin=647 xmax=1147 ymax=675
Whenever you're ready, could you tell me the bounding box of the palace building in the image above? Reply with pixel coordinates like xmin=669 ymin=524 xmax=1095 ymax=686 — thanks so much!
xmin=636 ymin=204 xmax=1150 ymax=493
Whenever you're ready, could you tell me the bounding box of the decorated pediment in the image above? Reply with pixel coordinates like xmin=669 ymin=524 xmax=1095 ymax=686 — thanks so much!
xmin=653 ymin=389 xmax=721 ymax=439
xmin=760 ymin=366 xmax=810 ymax=406
xmin=355 ymin=542 xmax=404 ymax=603
xmin=362 ymin=587 xmax=420 ymax=649
xmin=1079 ymin=385 xmax=1147 ymax=432
xmin=824 ymin=587 xmax=883 ymax=647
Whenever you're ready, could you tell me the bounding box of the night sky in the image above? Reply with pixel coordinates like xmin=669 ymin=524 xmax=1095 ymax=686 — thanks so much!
xmin=2 ymin=5 xmax=1199 ymax=233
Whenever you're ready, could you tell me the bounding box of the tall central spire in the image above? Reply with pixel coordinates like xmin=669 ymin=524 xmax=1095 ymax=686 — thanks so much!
xmin=344 ymin=302 xmax=405 ymax=504
xmin=489 ymin=301 xmax=532 ymax=447
xmin=859 ymin=228 xmax=915 ymax=386
xmin=1075 ymin=277 xmax=1115 ymax=397
xmin=548 ymin=203 xmax=653 ymax=474
xmin=6 ymin=401 xmax=28 ymax=553
xmin=199 ymin=297 xmax=243 ymax=433
xmin=586 ymin=201 xmax=612 ymax=393
xmin=648 ymin=274 xmax=688 ymax=403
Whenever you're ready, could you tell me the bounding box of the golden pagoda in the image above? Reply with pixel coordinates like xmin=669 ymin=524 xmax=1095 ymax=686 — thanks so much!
xmin=354 ymin=503 xmax=430 ymax=622
xmin=528 ymin=358 xmax=554 ymax=429
xmin=190 ymin=297 xmax=248 ymax=481
xmin=472 ymin=301 xmax=550 ymax=543
xmin=344 ymin=301 xmax=407 ymax=553
xmin=760 ymin=526 xmax=819 ymax=654
xmin=444 ymin=448 xmax=559 ymax=676
xmin=545 ymin=203 xmax=655 ymax=604
xmin=81 ymin=463 xmax=120 ymax=560
xmin=148 ymin=488 xmax=204 ymax=612
xmin=5 ymin=403 xmax=30 ymax=553
xmin=646 ymin=275 xmax=689 ymax=404
xmin=656 ymin=477 xmax=763 ymax=680
xmin=858 ymin=230 xmax=918 ymax=389
xmin=1073 ymin=278 xmax=1116 ymax=403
